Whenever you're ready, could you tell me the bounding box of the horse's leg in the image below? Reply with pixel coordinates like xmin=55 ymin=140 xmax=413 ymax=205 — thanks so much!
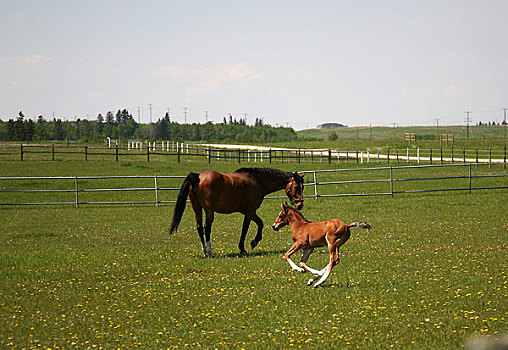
xmin=250 ymin=214 xmax=264 ymax=249
xmin=238 ymin=215 xmax=252 ymax=254
xmin=204 ymin=210 xmax=215 ymax=258
xmin=189 ymin=193 xmax=206 ymax=257
xmin=284 ymin=242 xmax=305 ymax=272
xmin=312 ymin=241 xmax=339 ymax=288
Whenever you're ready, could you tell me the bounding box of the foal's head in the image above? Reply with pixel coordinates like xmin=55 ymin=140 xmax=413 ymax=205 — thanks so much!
xmin=272 ymin=202 xmax=309 ymax=231
xmin=285 ymin=172 xmax=305 ymax=210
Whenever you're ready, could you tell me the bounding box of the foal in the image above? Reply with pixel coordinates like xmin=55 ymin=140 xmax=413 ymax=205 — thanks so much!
xmin=272 ymin=203 xmax=371 ymax=288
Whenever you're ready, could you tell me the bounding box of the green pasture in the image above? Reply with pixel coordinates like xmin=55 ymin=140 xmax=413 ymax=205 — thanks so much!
xmin=0 ymin=160 xmax=507 ymax=349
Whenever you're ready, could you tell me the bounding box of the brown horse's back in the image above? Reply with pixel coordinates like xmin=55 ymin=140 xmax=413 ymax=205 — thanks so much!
xmin=194 ymin=170 xmax=261 ymax=214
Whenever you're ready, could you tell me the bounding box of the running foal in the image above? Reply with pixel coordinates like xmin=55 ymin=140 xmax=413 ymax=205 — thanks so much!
xmin=272 ymin=203 xmax=371 ymax=288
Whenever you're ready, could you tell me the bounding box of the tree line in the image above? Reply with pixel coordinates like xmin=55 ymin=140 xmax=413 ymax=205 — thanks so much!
xmin=0 ymin=110 xmax=297 ymax=143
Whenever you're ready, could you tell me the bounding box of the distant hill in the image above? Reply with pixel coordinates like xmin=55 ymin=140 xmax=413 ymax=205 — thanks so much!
xmin=317 ymin=123 xmax=347 ymax=129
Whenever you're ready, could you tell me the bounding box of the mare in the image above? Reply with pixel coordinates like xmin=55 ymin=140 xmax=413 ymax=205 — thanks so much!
xmin=170 ymin=168 xmax=305 ymax=257
xmin=272 ymin=203 xmax=371 ymax=287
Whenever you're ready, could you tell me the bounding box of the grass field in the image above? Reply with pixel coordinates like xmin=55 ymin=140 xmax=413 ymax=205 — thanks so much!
xmin=1 ymin=159 xmax=507 ymax=349
xmin=296 ymin=125 xmax=507 ymax=143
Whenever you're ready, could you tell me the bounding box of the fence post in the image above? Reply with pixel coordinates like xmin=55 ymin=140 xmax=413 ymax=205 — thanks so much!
xmin=451 ymin=146 xmax=454 ymax=164
xmin=115 ymin=144 xmax=119 ymax=162
xmin=387 ymin=148 xmax=390 ymax=164
xmin=177 ymin=145 xmax=180 ymax=162
xmin=463 ymin=148 xmax=466 ymax=163
xmin=208 ymin=147 xmax=211 ymax=163
xmin=390 ymin=167 xmax=394 ymax=198
xmin=469 ymin=163 xmax=472 ymax=193
xmin=85 ymin=146 xmax=88 ymax=161
xmin=313 ymin=171 xmax=318 ymax=199
xmin=504 ymin=147 xmax=506 ymax=169
xmin=154 ymin=175 xmax=159 ymax=207
xmin=476 ymin=149 xmax=479 ymax=164
xmin=328 ymin=149 xmax=332 ymax=164
xmin=489 ymin=148 xmax=492 ymax=168
xmin=75 ymin=177 xmax=79 ymax=209
xmin=269 ymin=149 xmax=272 ymax=163
xmin=396 ymin=149 xmax=399 ymax=164
xmin=430 ymin=148 xmax=433 ymax=164
xmin=238 ymin=149 xmax=241 ymax=163
xmin=440 ymin=148 xmax=443 ymax=164
xmin=52 ymin=144 xmax=55 ymax=161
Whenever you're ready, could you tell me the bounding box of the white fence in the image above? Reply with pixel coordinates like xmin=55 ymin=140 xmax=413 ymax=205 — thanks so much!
xmin=1 ymin=164 xmax=507 ymax=208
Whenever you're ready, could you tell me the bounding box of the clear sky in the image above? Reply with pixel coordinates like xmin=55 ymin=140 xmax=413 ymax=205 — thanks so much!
xmin=1 ymin=0 xmax=507 ymax=129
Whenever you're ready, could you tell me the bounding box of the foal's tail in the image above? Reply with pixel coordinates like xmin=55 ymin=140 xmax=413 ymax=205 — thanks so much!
xmin=348 ymin=222 xmax=371 ymax=230
xmin=170 ymin=172 xmax=200 ymax=234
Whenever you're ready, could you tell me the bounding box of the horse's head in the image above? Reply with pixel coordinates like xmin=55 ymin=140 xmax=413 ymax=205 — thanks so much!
xmin=272 ymin=203 xmax=290 ymax=231
xmin=285 ymin=172 xmax=305 ymax=210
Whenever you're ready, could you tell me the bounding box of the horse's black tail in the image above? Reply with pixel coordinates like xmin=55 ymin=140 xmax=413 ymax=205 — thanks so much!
xmin=348 ymin=222 xmax=371 ymax=230
xmin=170 ymin=172 xmax=200 ymax=234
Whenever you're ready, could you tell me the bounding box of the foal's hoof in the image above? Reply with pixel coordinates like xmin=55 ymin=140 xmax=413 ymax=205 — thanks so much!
xmin=250 ymin=240 xmax=259 ymax=249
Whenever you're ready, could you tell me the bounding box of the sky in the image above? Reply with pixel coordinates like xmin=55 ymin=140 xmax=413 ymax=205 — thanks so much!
xmin=1 ymin=0 xmax=507 ymax=130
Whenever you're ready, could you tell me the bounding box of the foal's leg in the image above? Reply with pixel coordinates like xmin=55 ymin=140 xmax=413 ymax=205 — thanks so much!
xmin=284 ymin=242 xmax=305 ymax=272
xmin=312 ymin=241 xmax=340 ymax=288
xmin=250 ymin=214 xmax=264 ymax=249
xmin=203 ymin=210 xmax=215 ymax=258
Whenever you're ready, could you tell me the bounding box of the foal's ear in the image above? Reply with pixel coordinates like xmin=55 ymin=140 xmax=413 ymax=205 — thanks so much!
xmin=300 ymin=172 xmax=305 ymax=178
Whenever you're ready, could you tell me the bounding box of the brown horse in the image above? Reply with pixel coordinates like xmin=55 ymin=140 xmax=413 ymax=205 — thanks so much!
xmin=272 ymin=203 xmax=370 ymax=287
xmin=170 ymin=168 xmax=305 ymax=257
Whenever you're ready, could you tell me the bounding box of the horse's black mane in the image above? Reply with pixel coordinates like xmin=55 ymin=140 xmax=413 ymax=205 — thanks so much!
xmin=234 ymin=167 xmax=293 ymax=179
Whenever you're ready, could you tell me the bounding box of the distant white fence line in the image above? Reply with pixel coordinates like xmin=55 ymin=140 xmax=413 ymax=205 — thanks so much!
xmin=0 ymin=142 xmax=506 ymax=165
xmin=0 ymin=163 xmax=506 ymax=208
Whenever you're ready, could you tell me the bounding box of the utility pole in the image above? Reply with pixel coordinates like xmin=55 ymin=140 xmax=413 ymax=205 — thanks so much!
xmin=183 ymin=107 xmax=188 ymax=124
xmin=149 ymin=104 xmax=153 ymax=124
xmin=465 ymin=111 xmax=471 ymax=139
xmin=435 ymin=117 xmax=439 ymax=139
xmin=205 ymin=110 xmax=209 ymax=123
xmin=503 ymin=108 xmax=507 ymax=140
xmin=243 ymin=113 xmax=248 ymax=125
xmin=137 ymin=106 xmax=141 ymax=123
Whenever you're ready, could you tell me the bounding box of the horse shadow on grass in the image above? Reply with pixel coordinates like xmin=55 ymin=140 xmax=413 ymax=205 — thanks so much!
xmin=201 ymin=248 xmax=287 ymax=260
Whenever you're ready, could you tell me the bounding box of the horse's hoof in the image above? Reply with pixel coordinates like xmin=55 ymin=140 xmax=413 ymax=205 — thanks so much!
xmin=239 ymin=249 xmax=248 ymax=256
xmin=250 ymin=240 xmax=258 ymax=249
